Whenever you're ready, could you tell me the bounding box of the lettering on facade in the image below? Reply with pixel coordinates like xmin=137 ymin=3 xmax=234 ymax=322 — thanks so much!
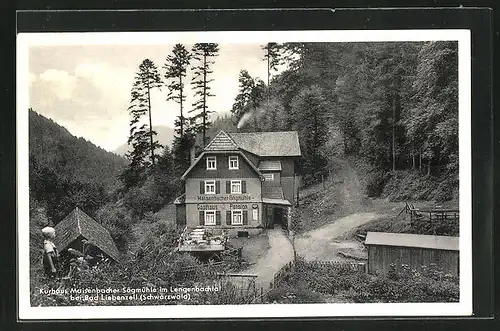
xmin=197 ymin=204 xmax=218 ymax=210
xmin=197 ymin=195 xmax=252 ymax=202
xmin=230 ymin=204 xmax=248 ymax=210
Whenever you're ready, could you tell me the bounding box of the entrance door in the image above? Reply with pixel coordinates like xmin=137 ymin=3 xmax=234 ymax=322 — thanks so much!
xmin=274 ymin=208 xmax=287 ymax=229
xmin=266 ymin=206 xmax=274 ymax=229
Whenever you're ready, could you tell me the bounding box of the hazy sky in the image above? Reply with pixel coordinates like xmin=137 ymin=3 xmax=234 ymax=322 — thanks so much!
xmin=29 ymin=44 xmax=269 ymax=152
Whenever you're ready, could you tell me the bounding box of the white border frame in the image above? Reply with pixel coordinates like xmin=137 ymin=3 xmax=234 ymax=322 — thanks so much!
xmin=17 ymin=29 xmax=472 ymax=319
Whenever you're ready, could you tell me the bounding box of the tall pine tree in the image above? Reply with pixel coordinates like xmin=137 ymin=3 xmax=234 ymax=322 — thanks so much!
xmin=190 ymin=43 xmax=219 ymax=147
xmin=122 ymin=59 xmax=162 ymax=188
xmin=164 ymin=44 xmax=191 ymax=137
xmin=262 ymin=43 xmax=283 ymax=91
xmin=231 ymin=69 xmax=266 ymax=130
xmin=290 ymin=85 xmax=329 ymax=185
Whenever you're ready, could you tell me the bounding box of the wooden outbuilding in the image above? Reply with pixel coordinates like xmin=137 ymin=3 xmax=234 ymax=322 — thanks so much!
xmin=54 ymin=207 xmax=120 ymax=263
xmin=365 ymin=232 xmax=459 ymax=276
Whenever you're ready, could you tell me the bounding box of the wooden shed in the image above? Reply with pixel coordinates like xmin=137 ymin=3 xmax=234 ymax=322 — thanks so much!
xmin=54 ymin=207 xmax=120 ymax=263
xmin=365 ymin=232 xmax=459 ymax=276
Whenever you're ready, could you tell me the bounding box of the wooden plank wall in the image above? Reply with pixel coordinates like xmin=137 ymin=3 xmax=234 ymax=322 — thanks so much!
xmin=368 ymin=245 xmax=459 ymax=276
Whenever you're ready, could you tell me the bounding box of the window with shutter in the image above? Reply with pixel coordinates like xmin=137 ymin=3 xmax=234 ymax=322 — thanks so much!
xmin=216 ymin=211 xmax=221 ymax=225
xmin=230 ymin=180 xmax=241 ymax=194
xmin=242 ymin=180 xmax=247 ymax=193
xmin=204 ymin=210 xmax=216 ymax=225
xmin=199 ymin=211 xmax=204 ymax=225
xmin=205 ymin=180 xmax=216 ymax=194
xmin=215 ymin=181 xmax=220 ymax=194
xmin=231 ymin=210 xmax=243 ymax=225
xmin=226 ymin=181 xmax=231 ymax=194
xmin=200 ymin=181 xmax=204 ymax=194
xmin=226 ymin=211 xmax=231 ymax=225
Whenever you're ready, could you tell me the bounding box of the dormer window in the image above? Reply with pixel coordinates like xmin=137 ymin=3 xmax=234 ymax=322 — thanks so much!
xmin=229 ymin=156 xmax=239 ymax=169
xmin=263 ymin=173 xmax=274 ymax=181
xmin=206 ymin=156 xmax=217 ymax=170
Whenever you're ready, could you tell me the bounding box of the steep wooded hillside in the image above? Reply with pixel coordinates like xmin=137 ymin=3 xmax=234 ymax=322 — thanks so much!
xmin=29 ymin=109 xmax=127 ymax=221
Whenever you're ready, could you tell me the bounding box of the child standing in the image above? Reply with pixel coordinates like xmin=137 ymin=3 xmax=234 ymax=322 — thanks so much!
xmin=41 ymin=226 xmax=59 ymax=277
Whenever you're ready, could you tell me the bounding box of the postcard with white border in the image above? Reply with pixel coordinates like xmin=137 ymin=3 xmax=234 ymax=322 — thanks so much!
xmin=17 ymin=29 xmax=472 ymax=319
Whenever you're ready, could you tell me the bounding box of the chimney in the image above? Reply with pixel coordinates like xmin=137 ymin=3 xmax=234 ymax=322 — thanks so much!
xmin=190 ymin=146 xmax=196 ymax=165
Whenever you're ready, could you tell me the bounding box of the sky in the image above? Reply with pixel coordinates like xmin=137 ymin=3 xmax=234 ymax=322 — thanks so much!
xmin=29 ymin=44 xmax=269 ymax=152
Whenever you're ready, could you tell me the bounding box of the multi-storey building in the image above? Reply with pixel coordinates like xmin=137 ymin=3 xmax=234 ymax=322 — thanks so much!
xmin=174 ymin=130 xmax=301 ymax=236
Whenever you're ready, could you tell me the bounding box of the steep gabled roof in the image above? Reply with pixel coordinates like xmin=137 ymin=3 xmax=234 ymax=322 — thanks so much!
xmin=204 ymin=131 xmax=239 ymax=151
xmin=54 ymin=207 xmax=120 ymax=262
xmin=228 ymin=131 xmax=301 ymax=157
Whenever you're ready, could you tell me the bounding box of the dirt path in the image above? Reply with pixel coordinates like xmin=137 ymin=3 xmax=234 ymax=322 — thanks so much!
xmin=294 ymin=212 xmax=382 ymax=261
xmin=240 ymin=227 xmax=294 ymax=289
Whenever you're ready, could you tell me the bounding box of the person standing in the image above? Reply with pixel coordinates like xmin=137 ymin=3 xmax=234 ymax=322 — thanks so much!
xmin=41 ymin=226 xmax=59 ymax=277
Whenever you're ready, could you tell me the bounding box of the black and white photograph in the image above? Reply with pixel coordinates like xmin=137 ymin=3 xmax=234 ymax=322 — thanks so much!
xmin=17 ymin=30 xmax=472 ymax=319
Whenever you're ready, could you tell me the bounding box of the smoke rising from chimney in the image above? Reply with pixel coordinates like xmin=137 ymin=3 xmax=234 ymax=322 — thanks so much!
xmin=237 ymin=112 xmax=253 ymax=129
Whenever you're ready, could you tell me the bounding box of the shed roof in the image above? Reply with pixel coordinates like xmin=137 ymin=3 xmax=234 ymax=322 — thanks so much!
xmin=365 ymin=232 xmax=459 ymax=251
xmin=262 ymin=198 xmax=292 ymax=206
xmin=54 ymin=207 xmax=121 ymax=261
xmin=262 ymin=186 xmax=284 ymax=200
xmin=228 ymin=131 xmax=301 ymax=157
xmin=258 ymin=160 xmax=282 ymax=171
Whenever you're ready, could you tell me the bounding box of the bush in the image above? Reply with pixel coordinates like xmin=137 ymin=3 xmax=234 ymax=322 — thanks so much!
xmin=267 ymin=284 xmax=325 ymax=304
xmin=381 ymin=170 xmax=457 ymax=203
xmin=349 ymin=265 xmax=459 ymax=303
xmin=96 ymin=202 xmax=134 ymax=253
xmin=366 ymin=170 xmax=392 ymax=197
xmin=271 ymin=258 xmax=459 ymax=304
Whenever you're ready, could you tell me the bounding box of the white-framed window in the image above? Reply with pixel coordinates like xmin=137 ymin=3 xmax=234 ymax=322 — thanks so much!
xmin=228 ymin=156 xmax=239 ymax=169
xmin=252 ymin=209 xmax=259 ymax=221
xmin=263 ymin=173 xmax=274 ymax=181
xmin=206 ymin=156 xmax=217 ymax=170
xmin=205 ymin=180 xmax=216 ymax=194
xmin=205 ymin=210 xmax=216 ymax=225
xmin=231 ymin=180 xmax=242 ymax=194
xmin=231 ymin=210 xmax=243 ymax=225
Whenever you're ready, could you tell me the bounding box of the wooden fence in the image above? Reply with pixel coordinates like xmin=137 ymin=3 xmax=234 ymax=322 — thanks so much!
xmin=400 ymin=202 xmax=459 ymax=233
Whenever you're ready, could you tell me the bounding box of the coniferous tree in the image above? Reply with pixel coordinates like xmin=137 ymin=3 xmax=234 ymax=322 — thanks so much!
xmin=261 ymin=43 xmax=283 ymax=91
xmin=122 ymin=59 xmax=162 ymax=188
xmin=406 ymin=41 xmax=458 ymax=174
xmin=190 ymin=43 xmax=219 ymax=147
xmin=290 ymin=85 xmax=329 ymax=185
xmin=231 ymin=70 xmax=266 ymax=130
xmin=164 ymin=44 xmax=191 ymax=137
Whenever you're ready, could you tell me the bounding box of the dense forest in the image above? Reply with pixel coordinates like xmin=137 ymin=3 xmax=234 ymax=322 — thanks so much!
xmin=231 ymin=42 xmax=458 ymax=189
